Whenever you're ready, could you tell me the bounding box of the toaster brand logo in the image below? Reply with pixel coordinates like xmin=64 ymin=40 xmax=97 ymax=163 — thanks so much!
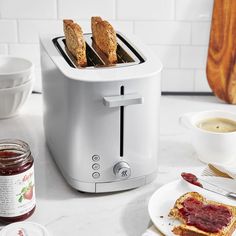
xmin=121 ymin=170 xmax=128 ymax=177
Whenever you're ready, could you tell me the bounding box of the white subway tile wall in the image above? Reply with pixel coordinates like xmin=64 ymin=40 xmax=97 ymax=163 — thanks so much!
xmin=192 ymin=22 xmax=211 ymax=45
xmin=58 ymin=0 xmax=115 ymax=19
xmin=194 ymin=70 xmax=211 ymax=92
xmin=162 ymin=69 xmax=194 ymax=91
xmin=18 ymin=20 xmax=63 ymax=43
xmin=134 ymin=21 xmax=191 ymax=45
xmin=0 ymin=0 xmax=57 ymax=19
xmin=0 ymin=21 xmax=17 ymax=43
xmin=117 ymin=0 xmax=175 ymax=20
xmin=0 ymin=0 xmax=214 ymax=92
xmin=180 ymin=46 xmax=208 ymax=69
xmin=150 ymin=45 xmax=180 ymax=68
xmin=176 ymin=0 xmax=213 ymax=21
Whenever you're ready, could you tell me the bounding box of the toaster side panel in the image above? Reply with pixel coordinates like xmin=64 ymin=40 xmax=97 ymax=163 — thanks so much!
xmin=41 ymin=44 xmax=73 ymax=182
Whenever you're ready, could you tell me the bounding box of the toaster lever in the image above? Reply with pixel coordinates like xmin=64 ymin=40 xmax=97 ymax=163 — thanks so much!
xmin=103 ymin=93 xmax=143 ymax=108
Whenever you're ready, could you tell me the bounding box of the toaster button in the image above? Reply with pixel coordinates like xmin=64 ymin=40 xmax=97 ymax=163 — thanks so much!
xmin=92 ymin=155 xmax=100 ymax=162
xmin=92 ymin=163 xmax=100 ymax=170
xmin=92 ymin=172 xmax=100 ymax=179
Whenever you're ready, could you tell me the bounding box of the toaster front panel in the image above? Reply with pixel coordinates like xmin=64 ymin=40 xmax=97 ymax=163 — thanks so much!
xmin=65 ymin=80 xmax=126 ymax=183
xmin=63 ymin=74 xmax=160 ymax=183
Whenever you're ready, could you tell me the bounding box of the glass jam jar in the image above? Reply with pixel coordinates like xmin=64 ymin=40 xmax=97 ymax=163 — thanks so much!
xmin=0 ymin=139 xmax=36 ymax=223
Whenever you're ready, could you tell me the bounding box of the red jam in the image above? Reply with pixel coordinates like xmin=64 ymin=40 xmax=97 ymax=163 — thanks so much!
xmin=179 ymin=197 xmax=232 ymax=233
xmin=181 ymin=172 xmax=203 ymax=187
xmin=0 ymin=151 xmax=33 ymax=176
xmin=0 ymin=140 xmax=36 ymax=223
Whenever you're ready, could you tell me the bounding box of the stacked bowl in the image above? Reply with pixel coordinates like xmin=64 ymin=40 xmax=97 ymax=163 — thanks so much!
xmin=0 ymin=56 xmax=34 ymax=119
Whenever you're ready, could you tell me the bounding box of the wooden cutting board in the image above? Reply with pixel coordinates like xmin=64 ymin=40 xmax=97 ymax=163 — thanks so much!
xmin=206 ymin=0 xmax=236 ymax=104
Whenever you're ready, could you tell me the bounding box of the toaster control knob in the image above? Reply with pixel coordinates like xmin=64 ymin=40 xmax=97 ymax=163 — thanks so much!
xmin=113 ymin=162 xmax=131 ymax=179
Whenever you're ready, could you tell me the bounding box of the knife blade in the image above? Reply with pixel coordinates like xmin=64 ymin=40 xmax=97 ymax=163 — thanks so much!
xmin=181 ymin=172 xmax=236 ymax=200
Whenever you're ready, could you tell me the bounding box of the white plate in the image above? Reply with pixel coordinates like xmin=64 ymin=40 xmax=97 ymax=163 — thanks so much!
xmin=148 ymin=177 xmax=236 ymax=236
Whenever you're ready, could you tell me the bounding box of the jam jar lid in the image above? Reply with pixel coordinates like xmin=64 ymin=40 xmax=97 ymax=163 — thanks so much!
xmin=0 ymin=222 xmax=51 ymax=236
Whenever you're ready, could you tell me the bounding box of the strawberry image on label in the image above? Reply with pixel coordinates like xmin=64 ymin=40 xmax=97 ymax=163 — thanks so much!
xmin=17 ymin=182 xmax=34 ymax=202
xmin=23 ymin=186 xmax=33 ymax=200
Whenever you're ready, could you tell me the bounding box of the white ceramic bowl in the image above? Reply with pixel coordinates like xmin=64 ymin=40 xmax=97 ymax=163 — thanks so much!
xmin=0 ymin=79 xmax=34 ymax=119
xmin=180 ymin=110 xmax=236 ymax=164
xmin=0 ymin=56 xmax=34 ymax=89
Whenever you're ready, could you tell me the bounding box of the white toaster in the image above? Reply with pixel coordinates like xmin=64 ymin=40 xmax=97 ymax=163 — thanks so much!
xmin=40 ymin=32 xmax=162 ymax=193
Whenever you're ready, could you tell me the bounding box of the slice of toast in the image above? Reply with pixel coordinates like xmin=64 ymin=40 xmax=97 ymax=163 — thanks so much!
xmin=169 ymin=192 xmax=236 ymax=236
xmin=91 ymin=16 xmax=117 ymax=64
xmin=63 ymin=19 xmax=87 ymax=67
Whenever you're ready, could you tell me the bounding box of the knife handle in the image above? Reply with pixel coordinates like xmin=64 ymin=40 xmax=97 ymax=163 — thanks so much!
xmin=208 ymin=164 xmax=232 ymax=179
xmin=227 ymin=192 xmax=236 ymax=200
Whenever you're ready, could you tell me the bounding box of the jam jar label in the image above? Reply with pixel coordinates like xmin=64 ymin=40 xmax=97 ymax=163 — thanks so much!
xmin=0 ymin=165 xmax=35 ymax=217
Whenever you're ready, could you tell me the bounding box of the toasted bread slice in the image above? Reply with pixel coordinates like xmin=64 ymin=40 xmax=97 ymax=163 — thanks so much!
xmin=63 ymin=19 xmax=87 ymax=67
xmin=91 ymin=16 xmax=117 ymax=64
xmin=169 ymin=192 xmax=236 ymax=236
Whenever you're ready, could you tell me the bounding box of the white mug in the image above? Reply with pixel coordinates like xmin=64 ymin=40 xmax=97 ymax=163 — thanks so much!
xmin=180 ymin=110 xmax=236 ymax=164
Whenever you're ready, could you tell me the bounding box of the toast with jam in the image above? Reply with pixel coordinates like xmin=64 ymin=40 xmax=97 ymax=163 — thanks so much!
xmin=169 ymin=192 xmax=236 ymax=236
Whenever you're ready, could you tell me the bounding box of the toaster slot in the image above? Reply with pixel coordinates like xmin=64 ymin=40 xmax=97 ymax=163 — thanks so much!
xmin=116 ymin=44 xmax=134 ymax=64
xmin=63 ymin=39 xmax=105 ymax=67
xmin=120 ymin=86 xmax=124 ymax=157
xmin=90 ymin=36 xmax=135 ymax=65
xmin=116 ymin=34 xmax=145 ymax=64
xmin=85 ymin=42 xmax=105 ymax=67
xmin=53 ymin=33 xmax=145 ymax=69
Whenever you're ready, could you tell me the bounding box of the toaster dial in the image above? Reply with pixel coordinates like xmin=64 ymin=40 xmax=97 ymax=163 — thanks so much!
xmin=113 ymin=162 xmax=131 ymax=179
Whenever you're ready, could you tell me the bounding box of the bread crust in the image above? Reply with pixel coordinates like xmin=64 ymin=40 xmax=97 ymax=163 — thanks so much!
xmin=63 ymin=19 xmax=87 ymax=67
xmin=169 ymin=192 xmax=236 ymax=236
xmin=91 ymin=16 xmax=117 ymax=64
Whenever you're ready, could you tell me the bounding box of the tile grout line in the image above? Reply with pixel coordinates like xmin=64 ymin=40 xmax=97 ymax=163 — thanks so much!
xmin=190 ymin=21 xmax=193 ymax=45
xmin=117 ymin=19 xmax=210 ymax=23
xmin=56 ymin=0 xmax=59 ymax=20
xmin=193 ymin=69 xmax=196 ymax=91
xmin=179 ymin=44 xmax=182 ymax=68
xmin=147 ymin=43 xmax=208 ymax=47
xmin=16 ymin=19 xmax=20 ymax=44
xmin=133 ymin=20 xmax=136 ymax=34
xmin=114 ymin=0 xmax=118 ymax=20
xmin=174 ymin=0 xmax=176 ymax=20
xmin=190 ymin=21 xmax=194 ymax=91
xmin=6 ymin=44 xmax=9 ymax=55
xmin=7 ymin=42 xmax=39 ymax=46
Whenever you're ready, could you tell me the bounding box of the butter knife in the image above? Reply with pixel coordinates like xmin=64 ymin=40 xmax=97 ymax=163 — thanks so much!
xmin=181 ymin=172 xmax=236 ymax=200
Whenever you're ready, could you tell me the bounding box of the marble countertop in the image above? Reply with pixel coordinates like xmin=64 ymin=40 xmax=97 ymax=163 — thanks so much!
xmin=0 ymin=94 xmax=233 ymax=235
